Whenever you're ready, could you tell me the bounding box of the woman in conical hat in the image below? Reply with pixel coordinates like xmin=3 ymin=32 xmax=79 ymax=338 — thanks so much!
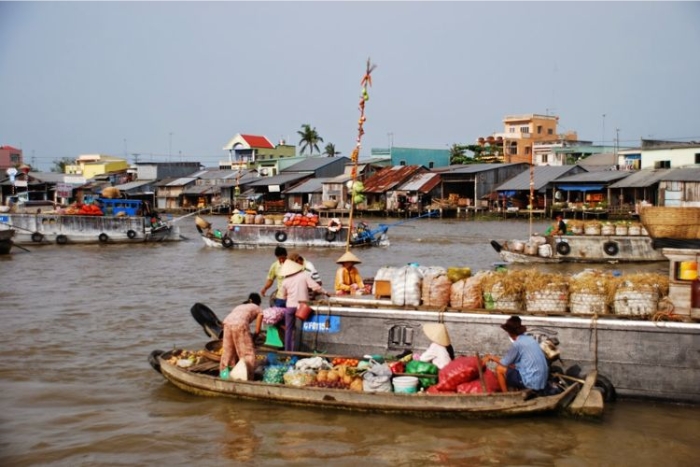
xmin=279 ymin=256 xmax=330 ymax=351
xmin=414 ymin=323 xmax=454 ymax=369
xmin=334 ymin=250 xmax=365 ymax=295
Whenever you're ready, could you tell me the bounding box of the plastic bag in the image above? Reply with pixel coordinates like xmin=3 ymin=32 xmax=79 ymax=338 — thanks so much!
xmin=405 ymin=360 xmax=439 ymax=388
xmin=262 ymin=307 xmax=285 ymax=324
xmin=362 ymin=360 xmax=393 ymax=392
xmin=263 ymin=364 xmax=289 ymax=384
xmin=456 ymin=369 xmax=500 ymax=394
xmin=435 ymin=356 xmax=481 ymax=392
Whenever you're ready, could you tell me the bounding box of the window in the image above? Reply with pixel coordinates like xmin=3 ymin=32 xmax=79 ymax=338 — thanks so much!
xmin=542 ymin=154 xmax=548 ymax=163
xmin=520 ymin=126 xmax=529 ymax=134
xmin=525 ymin=147 xmax=531 ymax=155
xmin=537 ymin=125 xmax=542 ymax=134
xmin=509 ymin=127 xmax=515 ymax=133
xmin=548 ymin=129 xmax=553 ymax=135
xmin=508 ymin=142 xmax=517 ymax=156
xmin=428 ymin=161 xmax=434 ymax=169
xmin=695 ymin=153 xmax=700 ymax=164
xmin=399 ymin=160 xmax=406 ymax=166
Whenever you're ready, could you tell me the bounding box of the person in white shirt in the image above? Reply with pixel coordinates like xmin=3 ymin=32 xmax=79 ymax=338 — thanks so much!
xmin=414 ymin=323 xmax=455 ymax=369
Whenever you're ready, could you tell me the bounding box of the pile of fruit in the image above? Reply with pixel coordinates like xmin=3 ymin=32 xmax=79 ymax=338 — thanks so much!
xmin=283 ymin=212 xmax=320 ymax=227
xmin=64 ymin=203 xmax=103 ymax=216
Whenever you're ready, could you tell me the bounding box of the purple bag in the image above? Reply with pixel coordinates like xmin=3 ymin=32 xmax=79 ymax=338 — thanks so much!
xmin=262 ymin=306 xmax=285 ymax=324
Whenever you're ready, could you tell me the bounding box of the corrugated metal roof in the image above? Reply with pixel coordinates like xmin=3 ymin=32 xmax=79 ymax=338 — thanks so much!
xmin=397 ymin=172 xmax=441 ymax=193
xmin=246 ymin=172 xmax=310 ymax=187
xmin=609 ymin=168 xmax=671 ymax=188
xmin=164 ymin=177 xmax=197 ymax=186
xmin=114 ymin=180 xmax=154 ymax=191
xmin=284 ymin=177 xmax=332 ymax=194
xmin=659 ymin=166 xmax=700 ymax=182
xmin=496 ymin=166 xmax=583 ymax=191
xmin=554 ymin=170 xmax=630 ymax=183
xmin=283 ymin=156 xmax=350 ymax=172
xmin=433 ymin=163 xmax=524 ymax=174
xmin=362 ymin=165 xmax=425 ymax=193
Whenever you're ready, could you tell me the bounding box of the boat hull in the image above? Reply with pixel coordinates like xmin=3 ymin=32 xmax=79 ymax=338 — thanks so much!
xmin=200 ymin=224 xmax=389 ymax=248
xmin=493 ymin=235 xmax=666 ymax=263
xmin=0 ymin=228 xmax=14 ymax=254
xmin=299 ymin=303 xmax=700 ymax=404
xmin=0 ymin=213 xmax=182 ymax=245
xmin=156 ymin=353 xmax=578 ymax=418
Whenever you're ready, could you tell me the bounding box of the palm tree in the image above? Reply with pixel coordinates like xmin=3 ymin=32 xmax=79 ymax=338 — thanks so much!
xmin=323 ymin=143 xmax=341 ymax=157
xmin=297 ymin=124 xmax=324 ymax=156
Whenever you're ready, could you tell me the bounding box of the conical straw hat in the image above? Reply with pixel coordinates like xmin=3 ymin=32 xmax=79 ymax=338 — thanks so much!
xmin=279 ymin=260 xmax=304 ymax=277
xmin=423 ymin=323 xmax=451 ymax=346
xmin=336 ymin=251 xmax=362 ymax=264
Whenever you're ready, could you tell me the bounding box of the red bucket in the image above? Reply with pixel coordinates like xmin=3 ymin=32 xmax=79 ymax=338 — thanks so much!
xmin=295 ymin=302 xmax=313 ymax=320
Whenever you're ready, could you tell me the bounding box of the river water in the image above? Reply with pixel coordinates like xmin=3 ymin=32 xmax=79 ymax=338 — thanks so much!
xmin=1 ymin=216 xmax=697 ymax=466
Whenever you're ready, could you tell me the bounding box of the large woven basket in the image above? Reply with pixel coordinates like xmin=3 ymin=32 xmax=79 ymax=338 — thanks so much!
xmin=639 ymin=206 xmax=700 ymax=240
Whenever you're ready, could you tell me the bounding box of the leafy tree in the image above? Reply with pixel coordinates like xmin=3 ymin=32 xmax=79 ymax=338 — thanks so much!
xmin=51 ymin=157 xmax=74 ymax=173
xmin=449 ymin=144 xmax=470 ymax=165
xmin=297 ymin=124 xmax=324 ymax=156
xmin=323 ymin=143 xmax=341 ymax=157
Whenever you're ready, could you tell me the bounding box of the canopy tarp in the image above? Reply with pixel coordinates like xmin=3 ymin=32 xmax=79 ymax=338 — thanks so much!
xmin=556 ymin=184 xmax=604 ymax=192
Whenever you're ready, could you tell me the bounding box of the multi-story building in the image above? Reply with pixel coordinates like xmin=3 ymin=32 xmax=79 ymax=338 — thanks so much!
xmin=0 ymin=145 xmax=23 ymax=171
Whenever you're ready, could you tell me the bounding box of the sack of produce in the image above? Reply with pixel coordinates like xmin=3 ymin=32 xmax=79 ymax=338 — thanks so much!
xmin=446 ymin=267 xmax=471 ymax=283
xmin=391 ymin=265 xmax=423 ymax=307
xmin=362 ymin=360 xmax=393 ymax=392
xmin=422 ymin=271 xmax=451 ymax=308
xmin=435 ymin=356 xmax=482 ymax=392
xmin=283 ymin=369 xmax=316 ymax=387
xmin=450 ymin=273 xmax=485 ymax=309
xmin=455 ymin=369 xmax=500 ymax=394
xmin=262 ymin=307 xmax=285 ymax=324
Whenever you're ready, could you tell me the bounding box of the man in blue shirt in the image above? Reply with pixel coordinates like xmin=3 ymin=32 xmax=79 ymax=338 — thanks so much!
xmin=483 ymin=316 xmax=549 ymax=393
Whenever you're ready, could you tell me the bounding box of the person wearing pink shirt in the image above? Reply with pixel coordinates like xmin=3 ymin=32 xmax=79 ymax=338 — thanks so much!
xmin=279 ymin=260 xmax=330 ymax=351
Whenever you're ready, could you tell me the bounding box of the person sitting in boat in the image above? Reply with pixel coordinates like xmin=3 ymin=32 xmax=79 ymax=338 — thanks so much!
xmin=551 ymin=215 xmax=567 ymax=236
xmin=220 ymin=293 xmax=264 ymax=380
xmin=261 ymin=246 xmax=288 ymax=307
xmin=279 ymin=259 xmax=330 ymax=351
xmin=414 ymin=323 xmax=455 ymax=370
xmin=482 ymin=316 xmax=548 ymax=393
xmin=334 ymin=251 xmax=370 ymax=295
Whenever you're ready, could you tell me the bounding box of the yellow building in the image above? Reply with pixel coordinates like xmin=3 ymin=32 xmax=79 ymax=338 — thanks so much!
xmin=479 ymin=114 xmax=577 ymax=164
xmin=65 ymin=154 xmax=129 ymax=179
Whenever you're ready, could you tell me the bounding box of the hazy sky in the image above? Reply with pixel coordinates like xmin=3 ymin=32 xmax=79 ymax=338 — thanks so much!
xmin=1 ymin=1 xmax=699 ymax=171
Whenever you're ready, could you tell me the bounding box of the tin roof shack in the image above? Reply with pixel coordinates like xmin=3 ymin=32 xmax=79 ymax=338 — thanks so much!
xmin=655 ymin=167 xmax=700 ymax=207
xmin=157 ymin=177 xmax=197 ymax=210
xmin=284 ymin=177 xmax=331 ymax=212
xmin=392 ymin=172 xmax=441 ymax=214
xmin=246 ymin=173 xmax=314 ymax=212
xmin=432 ymin=163 xmax=529 ymax=211
xmin=494 ymin=165 xmax=586 ymax=211
xmin=551 ymin=170 xmax=631 ymax=216
xmin=361 ymin=165 xmax=429 ymax=214
xmin=321 ymin=174 xmax=352 ymax=211
xmin=608 ymin=167 xmax=671 ymax=214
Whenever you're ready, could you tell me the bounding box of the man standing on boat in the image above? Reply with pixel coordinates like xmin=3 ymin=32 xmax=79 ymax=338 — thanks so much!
xmin=552 ymin=215 xmax=567 ymax=236
xmin=260 ymin=246 xmax=288 ymax=307
xmin=483 ymin=316 xmax=548 ymax=393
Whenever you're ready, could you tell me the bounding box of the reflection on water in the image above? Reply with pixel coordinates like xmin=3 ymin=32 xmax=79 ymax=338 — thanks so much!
xmin=0 ymin=217 xmax=695 ymax=466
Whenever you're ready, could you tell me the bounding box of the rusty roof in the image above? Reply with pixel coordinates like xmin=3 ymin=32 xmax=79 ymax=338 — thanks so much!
xmin=362 ymin=165 xmax=426 ymax=193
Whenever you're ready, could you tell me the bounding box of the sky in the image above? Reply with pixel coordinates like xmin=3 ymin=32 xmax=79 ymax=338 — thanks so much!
xmin=1 ymin=1 xmax=699 ymax=171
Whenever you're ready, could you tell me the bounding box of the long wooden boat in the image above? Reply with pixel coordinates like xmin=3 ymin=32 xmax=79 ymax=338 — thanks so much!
xmin=0 ymin=228 xmax=15 ymax=254
xmin=196 ymin=218 xmax=389 ymax=249
xmin=0 ymin=212 xmax=182 ymax=245
xmin=299 ymin=296 xmax=700 ymax=404
xmin=151 ymin=349 xmax=584 ymax=418
xmin=490 ymin=234 xmax=666 ymax=264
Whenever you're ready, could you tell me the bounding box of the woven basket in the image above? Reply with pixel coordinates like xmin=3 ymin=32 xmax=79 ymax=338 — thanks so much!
xmin=639 ymin=206 xmax=700 ymax=240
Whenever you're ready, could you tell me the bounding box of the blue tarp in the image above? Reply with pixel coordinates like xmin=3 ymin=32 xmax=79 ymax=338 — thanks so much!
xmin=556 ymin=184 xmax=605 ymax=192
xmin=498 ymin=190 xmax=517 ymax=197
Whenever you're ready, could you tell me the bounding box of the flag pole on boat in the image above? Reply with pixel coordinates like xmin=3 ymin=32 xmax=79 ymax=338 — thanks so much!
xmin=344 ymin=57 xmax=376 ymax=252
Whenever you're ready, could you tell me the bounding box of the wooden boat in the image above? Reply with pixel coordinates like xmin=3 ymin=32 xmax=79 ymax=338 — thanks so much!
xmin=0 ymin=200 xmax=182 ymax=245
xmin=490 ymin=233 xmax=666 ymax=264
xmin=150 ymin=348 xmax=588 ymax=418
xmin=195 ymin=216 xmax=389 ymax=249
xmin=0 ymin=228 xmax=15 ymax=254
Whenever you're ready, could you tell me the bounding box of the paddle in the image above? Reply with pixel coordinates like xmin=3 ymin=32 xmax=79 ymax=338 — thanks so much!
xmin=190 ymin=302 xmax=223 ymax=339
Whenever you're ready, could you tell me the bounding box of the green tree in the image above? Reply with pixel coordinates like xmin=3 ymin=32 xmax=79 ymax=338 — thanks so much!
xmin=449 ymin=144 xmax=470 ymax=164
xmin=323 ymin=143 xmax=341 ymax=157
xmin=297 ymin=124 xmax=324 ymax=156
xmin=51 ymin=157 xmax=74 ymax=173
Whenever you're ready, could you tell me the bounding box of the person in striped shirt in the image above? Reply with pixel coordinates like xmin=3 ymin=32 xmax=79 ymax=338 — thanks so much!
xmin=483 ymin=316 xmax=549 ymax=393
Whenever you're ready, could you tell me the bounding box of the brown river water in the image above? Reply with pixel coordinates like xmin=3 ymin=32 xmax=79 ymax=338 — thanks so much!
xmin=1 ymin=216 xmax=698 ymax=466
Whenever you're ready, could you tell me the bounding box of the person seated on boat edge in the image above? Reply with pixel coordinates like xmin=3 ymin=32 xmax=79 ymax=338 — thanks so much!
xmin=279 ymin=259 xmax=330 ymax=351
xmin=413 ymin=323 xmax=455 ymax=370
xmin=551 ymin=215 xmax=567 ymax=236
xmin=220 ymin=293 xmax=264 ymax=380
xmin=261 ymin=246 xmax=288 ymax=307
xmin=334 ymin=251 xmax=371 ymax=295
xmin=482 ymin=316 xmax=548 ymax=394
